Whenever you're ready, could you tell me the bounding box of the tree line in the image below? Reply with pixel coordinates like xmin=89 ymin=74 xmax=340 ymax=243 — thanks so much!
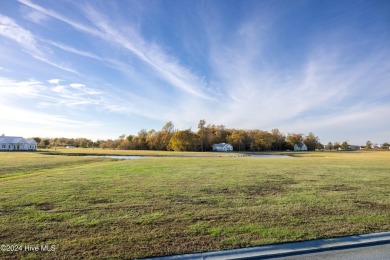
xmin=324 ymin=141 xmax=390 ymax=150
xmin=32 ymin=120 xmax=327 ymax=152
xmin=31 ymin=120 xmax=390 ymax=152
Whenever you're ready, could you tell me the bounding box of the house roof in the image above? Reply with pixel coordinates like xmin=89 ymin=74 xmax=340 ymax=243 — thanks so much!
xmin=0 ymin=136 xmax=34 ymax=144
xmin=213 ymin=143 xmax=233 ymax=148
xmin=294 ymin=143 xmax=307 ymax=148
xmin=0 ymin=136 xmax=23 ymax=143
xmin=26 ymin=139 xmax=38 ymax=145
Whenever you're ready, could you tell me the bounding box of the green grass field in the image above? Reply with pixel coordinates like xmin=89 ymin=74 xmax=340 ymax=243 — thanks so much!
xmin=0 ymin=150 xmax=389 ymax=259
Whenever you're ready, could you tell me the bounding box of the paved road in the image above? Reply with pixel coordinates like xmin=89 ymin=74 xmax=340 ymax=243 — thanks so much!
xmin=275 ymin=242 xmax=390 ymax=260
xmin=149 ymin=232 xmax=390 ymax=260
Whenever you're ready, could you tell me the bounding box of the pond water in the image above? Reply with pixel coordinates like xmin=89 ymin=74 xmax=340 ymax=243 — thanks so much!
xmin=248 ymin=154 xmax=292 ymax=158
xmin=89 ymin=155 xmax=148 ymax=160
xmin=88 ymin=154 xmax=292 ymax=159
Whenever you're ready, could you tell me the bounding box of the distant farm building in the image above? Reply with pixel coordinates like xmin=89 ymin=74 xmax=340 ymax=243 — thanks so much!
xmin=349 ymin=145 xmax=363 ymax=150
xmin=294 ymin=143 xmax=307 ymax=151
xmin=0 ymin=135 xmax=37 ymax=151
xmin=212 ymin=143 xmax=233 ymax=152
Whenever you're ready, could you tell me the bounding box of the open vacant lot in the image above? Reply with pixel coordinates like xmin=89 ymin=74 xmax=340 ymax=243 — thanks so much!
xmin=0 ymin=151 xmax=389 ymax=259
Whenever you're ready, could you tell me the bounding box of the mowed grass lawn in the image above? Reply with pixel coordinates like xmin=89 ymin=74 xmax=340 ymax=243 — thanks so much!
xmin=0 ymin=151 xmax=389 ymax=259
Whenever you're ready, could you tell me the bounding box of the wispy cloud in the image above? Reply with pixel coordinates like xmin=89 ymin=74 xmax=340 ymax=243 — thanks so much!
xmin=47 ymin=40 xmax=102 ymax=60
xmin=0 ymin=77 xmax=150 ymax=120
xmin=48 ymin=78 xmax=61 ymax=84
xmin=69 ymin=83 xmax=85 ymax=89
xmin=0 ymin=14 xmax=41 ymax=55
xmin=84 ymin=6 xmax=215 ymax=100
xmin=0 ymin=77 xmax=44 ymax=98
xmin=0 ymin=101 xmax=106 ymax=139
xmin=0 ymin=77 xmax=102 ymax=137
xmin=20 ymin=6 xmax=48 ymax=25
xmin=0 ymin=103 xmax=97 ymax=127
xmin=17 ymin=0 xmax=101 ymax=36
xmin=0 ymin=66 xmax=11 ymax=72
xmin=17 ymin=0 xmax=215 ymax=100
xmin=0 ymin=14 xmax=79 ymax=74
xmin=1 ymin=77 xmax=99 ymax=108
xmin=166 ymin=14 xmax=390 ymax=142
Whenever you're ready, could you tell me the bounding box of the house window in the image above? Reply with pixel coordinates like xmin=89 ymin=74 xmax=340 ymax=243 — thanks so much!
xmin=1 ymin=145 xmax=5 ymax=149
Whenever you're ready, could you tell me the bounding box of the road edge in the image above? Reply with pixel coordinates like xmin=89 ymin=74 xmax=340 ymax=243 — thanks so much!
xmin=143 ymin=231 xmax=390 ymax=260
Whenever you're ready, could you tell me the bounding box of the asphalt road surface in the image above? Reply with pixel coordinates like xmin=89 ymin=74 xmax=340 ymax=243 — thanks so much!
xmin=275 ymin=243 xmax=390 ymax=260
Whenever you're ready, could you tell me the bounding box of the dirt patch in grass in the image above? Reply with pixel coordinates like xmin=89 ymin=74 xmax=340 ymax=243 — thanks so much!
xmin=164 ymin=195 xmax=221 ymax=206
xmin=237 ymin=182 xmax=288 ymax=196
xmin=35 ymin=202 xmax=54 ymax=211
xmin=200 ymin=180 xmax=296 ymax=197
xmin=354 ymin=200 xmax=390 ymax=210
xmin=290 ymin=205 xmax=352 ymax=218
xmin=88 ymin=198 xmax=112 ymax=204
xmin=321 ymin=184 xmax=357 ymax=191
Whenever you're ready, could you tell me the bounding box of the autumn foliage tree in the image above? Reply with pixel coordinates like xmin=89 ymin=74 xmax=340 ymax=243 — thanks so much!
xmin=304 ymin=132 xmax=320 ymax=151
xmin=168 ymin=130 xmax=199 ymax=151
xmin=286 ymin=133 xmax=304 ymax=149
xmin=227 ymin=130 xmax=247 ymax=151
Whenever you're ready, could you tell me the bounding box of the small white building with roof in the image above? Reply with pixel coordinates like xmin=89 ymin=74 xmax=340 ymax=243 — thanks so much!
xmin=294 ymin=143 xmax=308 ymax=151
xmin=0 ymin=135 xmax=37 ymax=151
xmin=212 ymin=143 xmax=233 ymax=152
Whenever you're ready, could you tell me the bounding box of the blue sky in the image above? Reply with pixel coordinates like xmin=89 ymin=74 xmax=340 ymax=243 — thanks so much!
xmin=0 ymin=0 xmax=389 ymax=144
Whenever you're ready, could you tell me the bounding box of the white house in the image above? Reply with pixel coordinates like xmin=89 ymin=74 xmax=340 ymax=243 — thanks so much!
xmin=294 ymin=143 xmax=307 ymax=151
xmin=0 ymin=135 xmax=37 ymax=151
xmin=212 ymin=143 xmax=233 ymax=152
